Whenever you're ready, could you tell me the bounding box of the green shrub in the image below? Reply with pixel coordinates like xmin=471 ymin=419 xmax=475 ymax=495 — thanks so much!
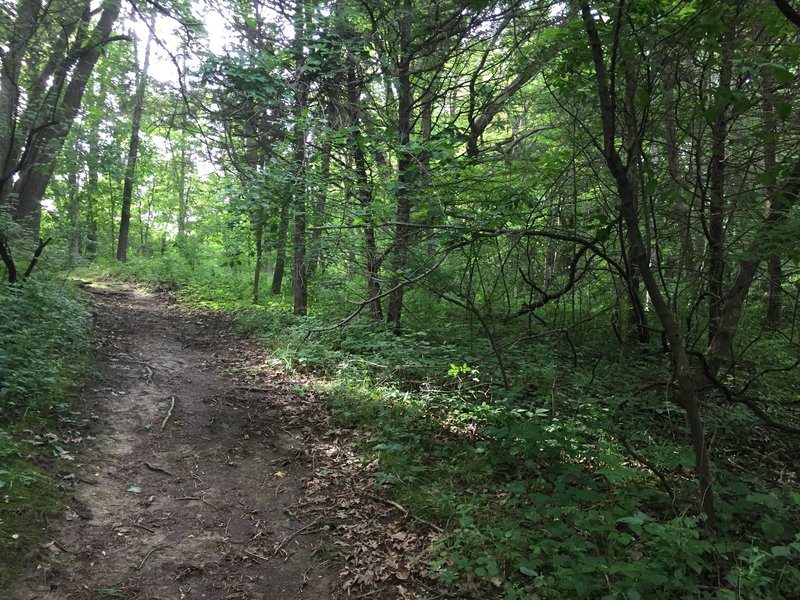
xmin=0 ymin=273 xmax=91 ymax=587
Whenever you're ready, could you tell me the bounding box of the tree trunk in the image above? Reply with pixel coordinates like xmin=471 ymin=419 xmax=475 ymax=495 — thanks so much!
xmin=253 ymin=221 xmax=264 ymax=304
xmin=763 ymin=76 xmax=782 ymax=329
xmin=117 ymin=10 xmax=155 ymax=262
xmin=579 ymin=2 xmax=717 ymax=528
xmin=663 ymin=52 xmax=696 ymax=288
xmin=308 ymin=141 xmax=331 ymax=273
xmin=706 ymin=30 xmax=733 ymax=342
xmin=9 ymin=0 xmax=123 ymax=233
xmin=386 ymin=0 xmax=414 ymax=326
xmin=621 ymin=42 xmax=649 ymax=343
xmin=347 ymin=62 xmax=382 ymax=319
xmin=291 ymin=0 xmax=308 ymax=316
xmin=271 ymin=198 xmax=290 ymax=295
xmin=0 ymin=0 xmax=45 ymax=199
xmin=177 ymin=137 xmax=190 ymax=248
xmin=67 ymin=168 xmax=81 ymax=257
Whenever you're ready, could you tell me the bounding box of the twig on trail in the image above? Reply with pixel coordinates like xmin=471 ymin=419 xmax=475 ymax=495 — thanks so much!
xmin=131 ymin=522 xmax=156 ymax=534
xmin=99 ymin=351 xmax=156 ymax=374
xmin=362 ymin=492 xmax=408 ymax=515
xmin=201 ymin=496 xmax=222 ymax=510
xmin=235 ymin=385 xmax=271 ymax=393
xmin=363 ymin=492 xmax=444 ymax=533
xmin=224 ymin=516 xmax=233 ymax=537
xmin=143 ymin=462 xmax=174 ymax=477
xmin=143 ymin=364 xmax=154 ymax=383
xmin=136 ymin=545 xmax=161 ymax=570
xmin=281 ymin=428 xmax=299 ymax=440
xmin=273 ymin=516 xmax=323 ymax=556
xmin=161 ymin=396 xmax=176 ymax=430
xmin=174 ymin=495 xmax=222 ymax=510
xmin=244 ymin=548 xmax=270 ymax=561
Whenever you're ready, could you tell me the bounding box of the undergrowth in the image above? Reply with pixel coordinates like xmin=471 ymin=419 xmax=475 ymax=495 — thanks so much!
xmin=89 ymin=253 xmax=800 ymax=599
xmin=0 ymin=273 xmax=91 ymax=587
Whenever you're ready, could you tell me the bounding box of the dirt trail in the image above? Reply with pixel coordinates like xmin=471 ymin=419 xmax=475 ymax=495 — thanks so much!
xmin=10 ymin=283 xmax=338 ymax=599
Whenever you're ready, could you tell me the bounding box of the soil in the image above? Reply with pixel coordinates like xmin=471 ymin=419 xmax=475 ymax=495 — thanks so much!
xmin=8 ymin=282 xmax=363 ymax=600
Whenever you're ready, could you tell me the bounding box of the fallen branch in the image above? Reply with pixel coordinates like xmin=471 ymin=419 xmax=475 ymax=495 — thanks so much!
xmin=136 ymin=545 xmax=161 ymax=570
xmin=618 ymin=436 xmax=675 ymax=502
xmin=143 ymin=462 xmax=174 ymax=477
xmin=174 ymin=495 xmax=221 ymax=510
xmin=200 ymin=496 xmax=221 ymax=510
xmin=235 ymin=385 xmax=271 ymax=393
xmin=23 ymin=237 xmax=51 ymax=279
xmin=244 ymin=548 xmax=270 ymax=561
xmin=161 ymin=396 xmax=176 ymax=430
xmin=362 ymin=492 xmax=408 ymax=515
xmin=363 ymin=492 xmax=443 ymax=533
xmin=273 ymin=516 xmax=323 ymax=556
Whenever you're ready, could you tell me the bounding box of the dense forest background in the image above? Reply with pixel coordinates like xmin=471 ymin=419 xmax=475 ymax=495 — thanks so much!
xmin=2 ymin=0 xmax=800 ymax=597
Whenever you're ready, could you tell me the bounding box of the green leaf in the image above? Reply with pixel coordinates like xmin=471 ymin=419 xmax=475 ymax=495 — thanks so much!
xmin=767 ymin=63 xmax=795 ymax=86
xmin=760 ymin=518 xmax=784 ymax=537
xmin=704 ymin=104 xmax=722 ymax=125
xmin=775 ymin=100 xmax=792 ymax=121
xmin=771 ymin=545 xmax=792 ymax=557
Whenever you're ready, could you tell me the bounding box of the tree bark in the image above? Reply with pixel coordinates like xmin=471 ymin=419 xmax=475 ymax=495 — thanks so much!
xmin=253 ymin=221 xmax=264 ymax=303
xmin=271 ymin=198 xmax=290 ymax=295
xmin=762 ymin=76 xmax=782 ymax=329
xmin=9 ymin=0 xmax=123 ymax=233
xmin=579 ymin=1 xmax=717 ymax=528
xmin=67 ymin=167 xmax=81 ymax=257
xmin=0 ymin=0 xmax=44 ymax=196
xmin=347 ymin=62 xmax=383 ymax=319
xmin=308 ymin=140 xmax=331 ymax=273
xmin=117 ymin=10 xmax=155 ymax=262
xmin=291 ymin=0 xmax=309 ymax=316
xmin=706 ymin=29 xmax=733 ymax=342
xmin=386 ymin=0 xmax=414 ymax=326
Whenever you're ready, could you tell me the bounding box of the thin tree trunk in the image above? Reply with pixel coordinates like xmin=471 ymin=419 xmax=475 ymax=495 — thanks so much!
xmin=347 ymin=62 xmax=382 ymax=319
xmin=253 ymin=221 xmax=263 ymax=303
xmin=579 ymin=2 xmax=717 ymax=528
xmin=387 ymin=0 xmax=414 ymax=326
xmin=67 ymin=168 xmax=81 ymax=257
xmin=117 ymin=10 xmax=155 ymax=261
xmin=308 ymin=141 xmax=331 ymax=273
xmin=10 ymin=0 xmax=122 ymax=233
xmin=271 ymin=199 xmax=290 ymax=295
xmin=706 ymin=30 xmax=733 ymax=342
xmin=621 ymin=42 xmax=649 ymax=343
xmin=83 ymin=77 xmax=105 ymax=257
xmin=706 ymin=158 xmax=800 ymax=372
xmin=291 ymin=0 xmax=308 ymax=316
xmin=177 ymin=137 xmax=189 ymax=247
xmin=763 ymin=76 xmax=782 ymax=328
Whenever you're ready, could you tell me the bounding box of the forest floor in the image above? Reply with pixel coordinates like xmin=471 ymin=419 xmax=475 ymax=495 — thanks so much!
xmin=9 ymin=281 xmax=424 ymax=600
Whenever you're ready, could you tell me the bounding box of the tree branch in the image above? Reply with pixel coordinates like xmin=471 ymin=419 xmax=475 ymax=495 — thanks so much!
xmin=774 ymin=0 xmax=800 ymax=29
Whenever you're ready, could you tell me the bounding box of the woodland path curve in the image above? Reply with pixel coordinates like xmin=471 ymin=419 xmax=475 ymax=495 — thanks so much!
xmin=10 ymin=282 xmax=338 ymax=600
